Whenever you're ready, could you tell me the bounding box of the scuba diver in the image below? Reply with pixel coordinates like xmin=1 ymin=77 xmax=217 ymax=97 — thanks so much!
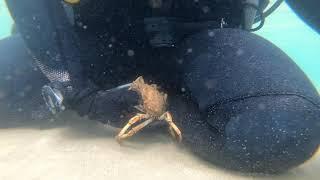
xmin=1 ymin=0 xmax=320 ymax=174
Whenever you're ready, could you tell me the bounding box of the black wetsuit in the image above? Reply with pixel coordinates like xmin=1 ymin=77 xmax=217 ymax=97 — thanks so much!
xmin=1 ymin=0 xmax=320 ymax=174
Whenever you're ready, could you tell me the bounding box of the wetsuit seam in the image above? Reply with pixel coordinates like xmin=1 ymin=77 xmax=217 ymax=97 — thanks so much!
xmin=205 ymin=92 xmax=320 ymax=151
xmin=207 ymin=92 xmax=320 ymax=111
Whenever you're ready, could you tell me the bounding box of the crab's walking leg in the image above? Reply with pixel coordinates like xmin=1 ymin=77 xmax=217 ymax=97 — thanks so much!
xmin=116 ymin=113 xmax=149 ymax=142
xmin=117 ymin=118 xmax=154 ymax=142
xmin=161 ymin=112 xmax=182 ymax=142
xmin=168 ymin=126 xmax=177 ymax=140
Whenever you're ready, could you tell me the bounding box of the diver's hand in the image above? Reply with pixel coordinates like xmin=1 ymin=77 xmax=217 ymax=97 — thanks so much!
xmin=73 ymin=86 xmax=140 ymax=128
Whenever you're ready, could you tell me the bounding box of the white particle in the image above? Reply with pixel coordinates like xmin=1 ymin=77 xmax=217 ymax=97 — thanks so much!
xmin=77 ymin=21 xmax=83 ymax=27
xmin=202 ymin=6 xmax=210 ymax=13
xmin=108 ymin=44 xmax=113 ymax=48
xmin=83 ymin=25 xmax=88 ymax=29
xmin=187 ymin=48 xmax=193 ymax=53
xmin=236 ymin=49 xmax=244 ymax=56
xmin=127 ymin=49 xmax=135 ymax=57
xmin=208 ymin=30 xmax=215 ymax=37
xmin=181 ymin=87 xmax=186 ymax=92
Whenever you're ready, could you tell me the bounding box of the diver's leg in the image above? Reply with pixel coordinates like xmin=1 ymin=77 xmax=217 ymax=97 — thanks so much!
xmin=0 ymin=35 xmax=50 ymax=122
xmin=286 ymin=0 xmax=320 ymax=33
xmin=177 ymin=29 xmax=320 ymax=173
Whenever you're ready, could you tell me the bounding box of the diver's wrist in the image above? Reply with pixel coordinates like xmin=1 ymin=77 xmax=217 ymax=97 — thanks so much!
xmin=41 ymin=80 xmax=99 ymax=115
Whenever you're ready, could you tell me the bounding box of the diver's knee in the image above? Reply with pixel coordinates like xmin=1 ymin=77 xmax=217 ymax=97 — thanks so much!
xmin=209 ymin=95 xmax=320 ymax=173
xmin=178 ymin=28 xmax=320 ymax=173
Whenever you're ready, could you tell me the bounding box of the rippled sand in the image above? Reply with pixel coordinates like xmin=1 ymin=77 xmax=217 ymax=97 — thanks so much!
xmin=0 ymin=111 xmax=319 ymax=180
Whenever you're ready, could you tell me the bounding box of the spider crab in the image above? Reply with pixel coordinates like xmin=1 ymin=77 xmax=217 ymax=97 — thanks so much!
xmin=116 ymin=76 xmax=182 ymax=143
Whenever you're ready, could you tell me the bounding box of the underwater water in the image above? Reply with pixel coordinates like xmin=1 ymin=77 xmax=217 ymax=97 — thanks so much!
xmin=0 ymin=1 xmax=320 ymax=180
xmin=255 ymin=3 xmax=320 ymax=91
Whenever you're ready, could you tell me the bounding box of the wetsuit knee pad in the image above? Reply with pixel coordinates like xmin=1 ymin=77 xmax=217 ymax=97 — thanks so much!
xmin=208 ymin=95 xmax=320 ymax=173
xmin=179 ymin=28 xmax=320 ymax=173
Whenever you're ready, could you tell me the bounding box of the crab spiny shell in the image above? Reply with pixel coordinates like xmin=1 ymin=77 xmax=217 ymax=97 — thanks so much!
xmin=130 ymin=76 xmax=167 ymax=117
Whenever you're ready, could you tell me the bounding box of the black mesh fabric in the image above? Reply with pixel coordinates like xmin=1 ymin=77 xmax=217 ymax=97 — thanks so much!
xmin=33 ymin=57 xmax=70 ymax=83
xmin=5 ymin=0 xmax=86 ymax=87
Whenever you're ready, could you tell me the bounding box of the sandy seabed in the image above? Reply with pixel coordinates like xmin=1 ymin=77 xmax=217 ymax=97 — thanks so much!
xmin=0 ymin=111 xmax=319 ymax=180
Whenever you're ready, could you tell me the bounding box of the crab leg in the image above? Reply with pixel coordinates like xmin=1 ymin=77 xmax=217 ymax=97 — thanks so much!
xmin=116 ymin=118 xmax=154 ymax=142
xmin=161 ymin=112 xmax=182 ymax=142
xmin=116 ymin=113 xmax=150 ymax=142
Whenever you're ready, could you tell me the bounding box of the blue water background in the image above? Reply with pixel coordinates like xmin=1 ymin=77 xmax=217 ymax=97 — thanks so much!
xmin=0 ymin=1 xmax=319 ymax=90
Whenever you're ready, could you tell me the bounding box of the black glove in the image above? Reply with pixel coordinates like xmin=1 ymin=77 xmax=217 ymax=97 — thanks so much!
xmin=42 ymin=81 xmax=140 ymax=127
xmin=72 ymin=85 xmax=140 ymax=128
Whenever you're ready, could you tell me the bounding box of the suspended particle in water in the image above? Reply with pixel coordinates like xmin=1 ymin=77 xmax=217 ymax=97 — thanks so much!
xmin=127 ymin=49 xmax=135 ymax=57
xmin=202 ymin=6 xmax=210 ymax=13
xmin=208 ymin=30 xmax=215 ymax=37
xmin=236 ymin=49 xmax=244 ymax=56
xmin=177 ymin=59 xmax=183 ymax=64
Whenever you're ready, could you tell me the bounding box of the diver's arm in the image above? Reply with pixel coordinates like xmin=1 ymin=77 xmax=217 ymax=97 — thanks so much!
xmin=5 ymin=0 xmax=102 ymax=112
xmin=5 ymin=0 xmax=88 ymax=87
xmin=5 ymin=0 xmax=140 ymax=122
xmin=286 ymin=0 xmax=320 ymax=33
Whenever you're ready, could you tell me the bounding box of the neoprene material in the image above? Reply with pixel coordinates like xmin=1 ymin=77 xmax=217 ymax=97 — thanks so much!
xmin=179 ymin=29 xmax=320 ymax=173
xmin=286 ymin=0 xmax=320 ymax=33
